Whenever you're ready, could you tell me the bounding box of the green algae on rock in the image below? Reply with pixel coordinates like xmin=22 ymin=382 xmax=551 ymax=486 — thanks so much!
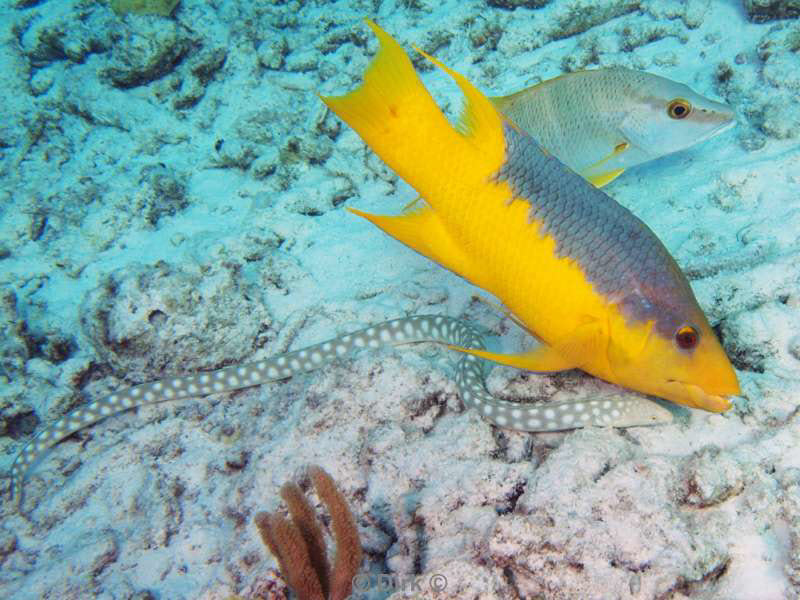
xmin=109 ymin=0 xmax=180 ymax=17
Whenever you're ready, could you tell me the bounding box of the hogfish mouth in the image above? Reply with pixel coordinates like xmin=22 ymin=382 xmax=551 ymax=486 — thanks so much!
xmin=663 ymin=379 xmax=734 ymax=412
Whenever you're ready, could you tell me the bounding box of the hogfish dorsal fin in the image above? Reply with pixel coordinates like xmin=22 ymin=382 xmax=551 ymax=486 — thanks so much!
xmin=9 ymin=316 xmax=672 ymax=507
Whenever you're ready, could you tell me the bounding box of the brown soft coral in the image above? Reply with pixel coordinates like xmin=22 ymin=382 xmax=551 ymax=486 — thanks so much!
xmin=254 ymin=466 xmax=363 ymax=600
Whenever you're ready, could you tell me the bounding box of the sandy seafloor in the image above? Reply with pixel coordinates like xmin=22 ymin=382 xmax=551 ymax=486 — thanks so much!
xmin=1 ymin=0 xmax=799 ymax=598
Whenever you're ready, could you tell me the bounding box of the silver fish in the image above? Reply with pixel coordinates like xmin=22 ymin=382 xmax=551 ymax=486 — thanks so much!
xmin=491 ymin=66 xmax=735 ymax=186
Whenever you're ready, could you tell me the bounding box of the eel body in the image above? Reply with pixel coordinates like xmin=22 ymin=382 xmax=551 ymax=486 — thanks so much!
xmin=9 ymin=317 xmax=672 ymax=503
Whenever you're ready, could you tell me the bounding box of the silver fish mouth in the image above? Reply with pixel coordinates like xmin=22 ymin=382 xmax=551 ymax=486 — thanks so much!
xmin=694 ymin=115 xmax=736 ymax=144
xmin=690 ymin=99 xmax=736 ymax=143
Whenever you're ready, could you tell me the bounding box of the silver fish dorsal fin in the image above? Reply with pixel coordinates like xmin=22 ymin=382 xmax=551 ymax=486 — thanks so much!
xmin=9 ymin=316 xmax=672 ymax=506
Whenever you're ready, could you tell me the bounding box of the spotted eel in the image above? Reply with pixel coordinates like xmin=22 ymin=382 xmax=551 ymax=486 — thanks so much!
xmin=8 ymin=316 xmax=672 ymax=503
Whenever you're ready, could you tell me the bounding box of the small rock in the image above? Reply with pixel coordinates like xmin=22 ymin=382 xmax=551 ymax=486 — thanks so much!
xmin=788 ymin=334 xmax=800 ymax=361
xmin=684 ymin=446 xmax=744 ymax=507
xmin=0 ymin=528 xmax=17 ymax=558
xmin=744 ymin=0 xmax=800 ymax=22
xmin=251 ymin=147 xmax=280 ymax=180
xmin=258 ymin=37 xmax=289 ymax=70
xmin=104 ymin=23 xmax=191 ymax=89
xmin=487 ymin=0 xmax=550 ymax=8
xmin=109 ymin=0 xmax=180 ymax=17
xmin=136 ymin=164 xmax=188 ymax=225
xmin=81 ymin=261 xmax=273 ymax=378
xmin=285 ymin=48 xmax=318 ymax=73
xmin=29 ymin=68 xmax=54 ymax=96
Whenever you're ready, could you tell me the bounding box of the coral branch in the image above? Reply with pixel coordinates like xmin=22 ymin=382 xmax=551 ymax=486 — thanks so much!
xmin=309 ymin=466 xmax=363 ymax=600
xmin=281 ymin=482 xmax=331 ymax=598
xmin=254 ymin=465 xmax=363 ymax=600
xmin=254 ymin=512 xmax=325 ymax=600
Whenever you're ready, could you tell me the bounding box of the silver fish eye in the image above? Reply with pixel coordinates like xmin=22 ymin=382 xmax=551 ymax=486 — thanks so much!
xmin=667 ymin=98 xmax=692 ymax=119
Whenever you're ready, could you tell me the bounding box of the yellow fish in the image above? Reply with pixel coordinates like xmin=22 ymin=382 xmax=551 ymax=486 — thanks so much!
xmin=491 ymin=67 xmax=735 ymax=186
xmin=322 ymin=21 xmax=739 ymax=412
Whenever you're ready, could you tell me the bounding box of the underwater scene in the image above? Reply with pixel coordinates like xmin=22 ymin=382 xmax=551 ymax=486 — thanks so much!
xmin=1 ymin=0 xmax=800 ymax=598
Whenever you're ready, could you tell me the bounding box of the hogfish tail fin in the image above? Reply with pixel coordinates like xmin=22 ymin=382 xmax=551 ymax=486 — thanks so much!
xmin=320 ymin=19 xmax=505 ymax=205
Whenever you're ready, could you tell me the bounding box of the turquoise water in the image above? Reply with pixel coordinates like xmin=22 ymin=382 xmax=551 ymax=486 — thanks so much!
xmin=1 ymin=1 xmax=799 ymax=598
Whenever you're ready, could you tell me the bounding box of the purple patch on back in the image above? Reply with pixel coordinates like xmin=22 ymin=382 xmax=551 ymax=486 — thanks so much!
xmin=490 ymin=121 xmax=705 ymax=339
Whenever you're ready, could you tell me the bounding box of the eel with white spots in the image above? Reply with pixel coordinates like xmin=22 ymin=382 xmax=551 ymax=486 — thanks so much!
xmin=9 ymin=316 xmax=672 ymax=504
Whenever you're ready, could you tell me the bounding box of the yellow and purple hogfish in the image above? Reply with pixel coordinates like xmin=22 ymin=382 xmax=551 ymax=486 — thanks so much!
xmin=490 ymin=67 xmax=735 ymax=187
xmin=8 ymin=21 xmax=740 ymax=504
xmin=321 ymin=19 xmax=739 ymax=410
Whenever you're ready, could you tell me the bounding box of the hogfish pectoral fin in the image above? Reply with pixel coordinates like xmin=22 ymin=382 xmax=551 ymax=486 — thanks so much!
xmin=449 ymin=319 xmax=605 ymax=373
xmin=446 ymin=344 xmax=577 ymax=372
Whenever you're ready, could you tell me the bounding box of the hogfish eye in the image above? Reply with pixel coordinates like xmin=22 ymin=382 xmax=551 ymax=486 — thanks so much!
xmin=667 ymin=98 xmax=692 ymax=119
xmin=675 ymin=325 xmax=699 ymax=349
